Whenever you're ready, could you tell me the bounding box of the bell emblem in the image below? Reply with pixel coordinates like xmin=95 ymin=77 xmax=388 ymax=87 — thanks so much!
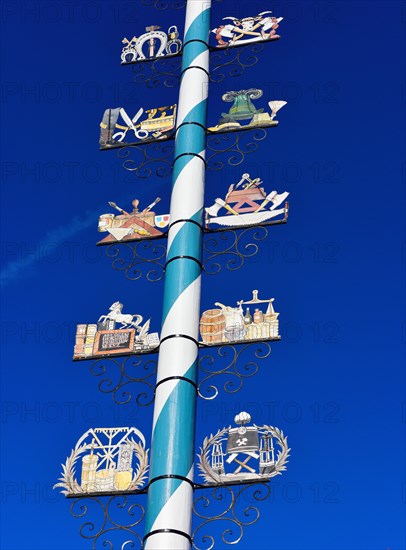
xmin=208 ymin=88 xmax=287 ymax=132
xmin=220 ymin=89 xmax=264 ymax=123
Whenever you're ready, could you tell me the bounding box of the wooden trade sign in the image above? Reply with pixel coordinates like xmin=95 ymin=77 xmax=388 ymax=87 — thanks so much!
xmin=73 ymin=302 xmax=159 ymax=359
xmin=98 ymin=197 xmax=170 ymax=244
xmin=212 ymin=11 xmax=283 ymax=48
xmin=205 ymin=172 xmax=289 ymax=228
xmin=208 ymin=89 xmax=286 ymax=133
xmin=198 ymin=412 xmax=290 ymax=485
xmin=121 ymin=24 xmax=182 ymax=64
xmin=99 ymin=104 xmax=177 ymax=147
xmin=200 ymin=290 xmax=280 ymax=345
xmin=54 ymin=427 xmax=149 ymax=496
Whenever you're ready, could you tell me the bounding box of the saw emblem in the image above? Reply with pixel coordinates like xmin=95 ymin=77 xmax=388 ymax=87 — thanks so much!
xmin=205 ymin=173 xmax=289 ymax=228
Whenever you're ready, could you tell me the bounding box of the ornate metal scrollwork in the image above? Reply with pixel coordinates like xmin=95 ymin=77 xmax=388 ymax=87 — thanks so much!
xmin=192 ymin=482 xmax=270 ymax=550
xmin=129 ymin=44 xmax=265 ymax=90
xmin=206 ymin=128 xmax=268 ymax=171
xmin=70 ymin=495 xmax=145 ymax=549
xmin=117 ymin=141 xmax=175 ymax=179
xmin=106 ymin=241 xmax=166 ymax=282
xmin=203 ymin=225 xmax=269 ymax=274
xmin=89 ymin=355 xmax=158 ymax=406
xmin=113 ymin=127 xmax=270 ymax=178
xmin=209 ymin=43 xmax=265 ymax=83
xmin=103 ymin=221 xmax=288 ymax=282
xmin=132 ymin=55 xmax=182 ymax=89
xmin=197 ymin=342 xmax=272 ymax=400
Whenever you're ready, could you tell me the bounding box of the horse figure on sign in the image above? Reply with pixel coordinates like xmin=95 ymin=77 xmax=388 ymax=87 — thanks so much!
xmin=98 ymin=302 xmax=143 ymax=329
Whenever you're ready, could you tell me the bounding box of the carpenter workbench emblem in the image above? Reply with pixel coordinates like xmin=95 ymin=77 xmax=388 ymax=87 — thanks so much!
xmin=200 ymin=290 xmax=280 ymax=345
xmin=99 ymin=104 xmax=177 ymax=147
xmin=121 ymin=25 xmax=182 ymax=64
xmin=98 ymin=198 xmax=169 ymax=244
xmin=212 ymin=12 xmax=282 ymax=47
xmin=205 ymin=173 xmax=289 ymax=228
xmin=208 ymin=89 xmax=286 ymax=132
xmin=197 ymin=412 xmax=290 ymax=484
xmin=73 ymin=302 xmax=159 ymax=359
xmin=54 ymin=427 xmax=149 ymax=496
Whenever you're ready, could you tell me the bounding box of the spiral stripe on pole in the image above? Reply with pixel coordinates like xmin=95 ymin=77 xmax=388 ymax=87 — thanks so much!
xmin=144 ymin=2 xmax=211 ymax=549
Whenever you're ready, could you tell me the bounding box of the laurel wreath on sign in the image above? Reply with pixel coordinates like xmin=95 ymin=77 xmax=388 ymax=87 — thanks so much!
xmin=54 ymin=439 xmax=149 ymax=496
xmin=197 ymin=425 xmax=290 ymax=485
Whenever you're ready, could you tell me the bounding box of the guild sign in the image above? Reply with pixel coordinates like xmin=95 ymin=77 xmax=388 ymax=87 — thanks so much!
xmin=121 ymin=24 xmax=182 ymax=64
xmin=205 ymin=172 xmax=289 ymax=228
xmin=200 ymin=290 xmax=280 ymax=345
xmin=98 ymin=198 xmax=170 ymax=244
xmin=54 ymin=427 xmax=149 ymax=496
xmin=207 ymin=89 xmax=286 ymax=133
xmin=99 ymin=104 xmax=177 ymax=147
xmin=197 ymin=412 xmax=290 ymax=485
xmin=74 ymin=302 xmax=159 ymax=359
xmin=212 ymin=12 xmax=283 ymax=47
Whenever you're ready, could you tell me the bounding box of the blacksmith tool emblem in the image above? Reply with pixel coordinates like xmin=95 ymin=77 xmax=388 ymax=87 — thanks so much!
xmin=197 ymin=412 xmax=290 ymax=485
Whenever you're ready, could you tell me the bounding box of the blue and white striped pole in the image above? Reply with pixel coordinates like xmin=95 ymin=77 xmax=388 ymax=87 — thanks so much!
xmin=144 ymin=2 xmax=211 ymax=549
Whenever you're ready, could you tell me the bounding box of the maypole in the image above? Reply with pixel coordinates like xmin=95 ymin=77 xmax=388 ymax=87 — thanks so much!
xmin=56 ymin=3 xmax=292 ymax=550
xmin=144 ymin=2 xmax=211 ymax=548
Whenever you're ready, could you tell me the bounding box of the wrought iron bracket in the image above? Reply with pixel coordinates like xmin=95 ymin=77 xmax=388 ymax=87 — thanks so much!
xmin=68 ymin=480 xmax=270 ymax=549
xmin=105 ymin=123 xmax=273 ymax=178
xmin=70 ymin=495 xmax=146 ymax=549
xmin=131 ymin=54 xmax=183 ymax=88
xmin=192 ymin=481 xmax=271 ymax=550
xmin=100 ymin=215 xmax=287 ymax=282
xmin=206 ymin=126 xmax=270 ymax=171
xmin=209 ymin=42 xmax=268 ymax=83
xmin=105 ymin=240 xmax=167 ymax=281
xmin=77 ymin=338 xmax=278 ymax=406
xmin=117 ymin=140 xmax=175 ymax=178
xmin=197 ymin=340 xmax=275 ymax=400
xmin=203 ymin=218 xmax=287 ymax=275
xmin=84 ymin=355 xmax=158 ymax=406
xmin=126 ymin=42 xmax=275 ymax=90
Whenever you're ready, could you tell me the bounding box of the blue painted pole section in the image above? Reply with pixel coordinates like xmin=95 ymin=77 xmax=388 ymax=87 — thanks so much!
xmin=144 ymin=2 xmax=211 ymax=549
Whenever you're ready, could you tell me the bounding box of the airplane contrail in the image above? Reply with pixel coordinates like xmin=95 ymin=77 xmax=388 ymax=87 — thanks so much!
xmin=0 ymin=209 xmax=98 ymax=287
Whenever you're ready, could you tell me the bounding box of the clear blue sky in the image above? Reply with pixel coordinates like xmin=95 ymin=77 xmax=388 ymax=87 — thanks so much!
xmin=1 ymin=1 xmax=405 ymax=549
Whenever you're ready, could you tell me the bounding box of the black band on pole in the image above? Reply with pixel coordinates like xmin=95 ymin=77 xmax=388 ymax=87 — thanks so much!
xmin=180 ymin=65 xmax=210 ymax=79
xmin=165 ymin=255 xmax=203 ymax=270
xmin=148 ymin=475 xmax=195 ymax=489
xmin=176 ymin=121 xmax=207 ymax=134
xmin=143 ymin=529 xmax=193 ymax=545
xmin=143 ymin=530 xmax=193 ymax=545
xmin=155 ymin=376 xmax=198 ymax=392
xmin=160 ymin=334 xmax=200 ymax=346
xmin=183 ymin=39 xmax=210 ymax=49
xmin=173 ymin=152 xmax=207 ymax=165
xmin=168 ymin=218 xmax=205 ymax=232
